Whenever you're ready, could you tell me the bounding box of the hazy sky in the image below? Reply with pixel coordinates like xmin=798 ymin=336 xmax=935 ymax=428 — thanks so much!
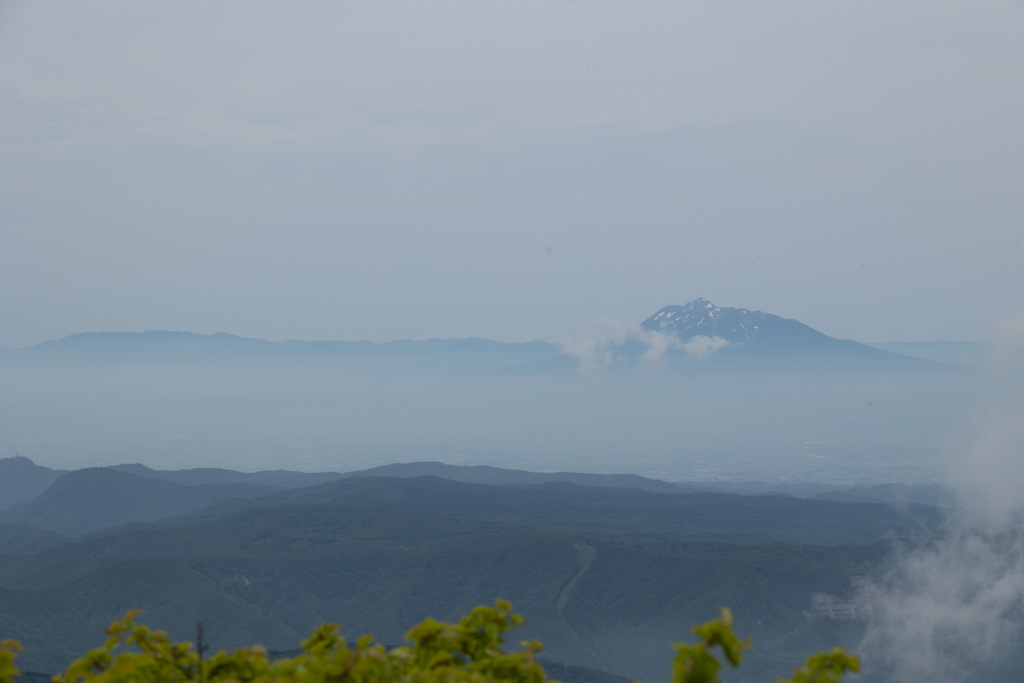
xmin=2 ymin=1 xmax=1023 ymax=349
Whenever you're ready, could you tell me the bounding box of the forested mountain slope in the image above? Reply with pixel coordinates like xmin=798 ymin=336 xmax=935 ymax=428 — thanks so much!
xmin=181 ymin=475 xmax=944 ymax=546
xmin=0 ymin=468 xmax=279 ymax=535
xmin=0 ymin=457 xmax=65 ymax=511
xmin=0 ymin=475 xmax=942 ymax=680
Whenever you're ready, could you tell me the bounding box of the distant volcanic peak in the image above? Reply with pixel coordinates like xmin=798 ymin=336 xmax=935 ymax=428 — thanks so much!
xmin=641 ymin=299 xmax=780 ymax=346
xmin=646 ymin=299 xmax=717 ymax=328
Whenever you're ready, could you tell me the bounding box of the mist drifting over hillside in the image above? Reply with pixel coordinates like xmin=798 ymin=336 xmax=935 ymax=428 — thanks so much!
xmin=859 ymin=313 xmax=1024 ymax=682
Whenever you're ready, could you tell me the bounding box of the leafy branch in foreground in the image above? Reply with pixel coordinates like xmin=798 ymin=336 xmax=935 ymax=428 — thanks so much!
xmin=0 ymin=640 xmax=20 ymax=683
xmin=0 ymin=601 xmax=858 ymax=683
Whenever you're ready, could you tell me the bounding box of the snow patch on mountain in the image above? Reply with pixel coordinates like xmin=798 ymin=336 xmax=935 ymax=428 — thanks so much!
xmin=642 ymin=298 xmax=793 ymax=347
xmin=562 ymin=298 xmax=942 ymax=372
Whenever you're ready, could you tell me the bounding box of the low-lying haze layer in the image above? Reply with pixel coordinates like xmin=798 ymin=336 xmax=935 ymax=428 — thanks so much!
xmin=0 ymin=350 xmax=975 ymax=485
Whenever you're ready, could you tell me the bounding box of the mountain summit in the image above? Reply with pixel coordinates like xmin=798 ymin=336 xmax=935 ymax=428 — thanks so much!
xmin=635 ymin=298 xmax=941 ymax=371
xmin=641 ymin=299 xmax=831 ymax=350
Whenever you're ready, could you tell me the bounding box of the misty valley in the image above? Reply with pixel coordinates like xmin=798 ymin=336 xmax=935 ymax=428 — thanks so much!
xmin=0 ymin=300 xmax=1020 ymax=683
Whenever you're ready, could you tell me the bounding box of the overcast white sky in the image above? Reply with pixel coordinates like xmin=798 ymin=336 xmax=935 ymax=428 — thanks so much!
xmin=2 ymin=1 xmax=1023 ymax=348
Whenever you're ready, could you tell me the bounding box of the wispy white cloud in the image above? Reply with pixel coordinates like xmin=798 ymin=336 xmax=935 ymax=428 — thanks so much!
xmin=860 ymin=310 xmax=1024 ymax=682
xmin=557 ymin=318 xmax=629 ymax=372
xmin=862 ymin=529 xmax=1024 ymax=683
xmin=636 ymin=328 xmax=683 ymax=363
xmin=558 ymin=322 xmax=728 ymax=371
xmin=681 ymin=335 xmax=730 ymax=360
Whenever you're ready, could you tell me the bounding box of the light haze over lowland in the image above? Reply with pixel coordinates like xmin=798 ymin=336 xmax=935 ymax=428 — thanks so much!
xmin=7 ymin=8 xmax=1024 ymax=679
xmin=2 ymin=2 xmax=1023 ymax=350
xmin=0 ymin=307 xmax=984 ymax=483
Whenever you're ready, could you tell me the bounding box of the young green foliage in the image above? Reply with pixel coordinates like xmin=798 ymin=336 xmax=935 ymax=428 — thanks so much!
xmin=2 ymin=601 xmax=858 ymax=683
xmin=671 ymin=608 xmax=750 ymax=683
xmin=786 ymin=648 xmax=860 ymax=683
xmin=0 ymin=639 xmax=21 ymax=683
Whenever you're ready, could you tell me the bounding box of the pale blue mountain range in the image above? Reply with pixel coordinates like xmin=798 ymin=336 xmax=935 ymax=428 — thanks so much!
xmin=0 ymin=299 xmax=985 ymax=372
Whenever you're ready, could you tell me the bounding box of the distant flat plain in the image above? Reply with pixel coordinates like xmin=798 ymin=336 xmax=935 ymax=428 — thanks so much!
xmin=0 ymin=332 xmax=980 ymax=484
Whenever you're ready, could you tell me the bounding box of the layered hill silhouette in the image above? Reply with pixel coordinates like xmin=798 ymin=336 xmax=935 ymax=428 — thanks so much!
xmin=0 ymin=456 xmax=953 ymax=539
xmin=109 ymin=463 xmax=345 ymax=489
xmin=0 ymin=457 xmax=712 ymax=529
xmin=0 ymin=456 xmax=983 ymax=681
xmin=337 ymin=461 xmax=690 ymax=493
xmin=0 ymin=468 xmax=278 ymax=536
xmin=0 ymin=456 xmax=66 ymax=511
xmin=0 ymin=470 xmax=944 ymax=680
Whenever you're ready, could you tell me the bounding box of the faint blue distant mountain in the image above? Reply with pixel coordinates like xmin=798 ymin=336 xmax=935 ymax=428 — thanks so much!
xmin=5 ymin=301 xmax=968 ymax=374
xmin=11 ymin=331 xmax=564 ymax=373
xmin=630 ymin=298 xmax=952 ymax=372
xmin=867 ymin=341 xmax=989 ymax=367
xmin=643 ymin=298 xmax=831 ymax=349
